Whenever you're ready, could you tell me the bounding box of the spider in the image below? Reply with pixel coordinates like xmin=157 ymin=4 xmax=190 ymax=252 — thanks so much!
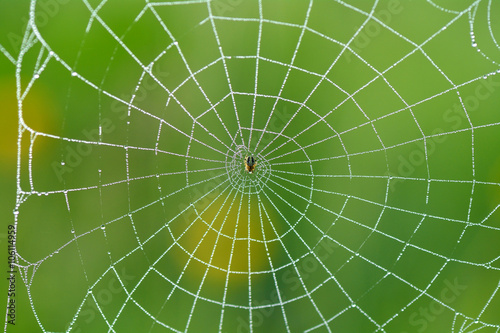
xmin=244 ymin=155 xmax=257 ymax=174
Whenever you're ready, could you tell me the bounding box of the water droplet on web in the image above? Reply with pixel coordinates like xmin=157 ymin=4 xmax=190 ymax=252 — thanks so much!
xmin=49 ymin=51 xmax=54 ymax=56
xmin=472 ymin=42 xmax=477 ymax=47
xmin=497 ymin=69 xmax=500 ymax=74
xmin=483 ymin=75 xmax=488 ymax=79
xmin=71 ymin=229 xmax=75 ymax=234
xmin=34 ymin=74 xmax=39 ymax=79
xmin=71 ymin=72 xmax=77 ymax=77
xmin=61 ymin=161 xmax=65 ymax=165
xmin=101 ymin=224 xmax=106 ymax=230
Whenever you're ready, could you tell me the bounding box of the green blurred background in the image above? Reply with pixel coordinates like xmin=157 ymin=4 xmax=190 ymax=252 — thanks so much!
xmin=1 ymin=0 xmax=500 ymax=332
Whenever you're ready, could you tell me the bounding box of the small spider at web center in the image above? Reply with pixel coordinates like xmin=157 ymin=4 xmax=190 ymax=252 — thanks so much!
xmin=244 ymin=155 xmax=257 ymax=174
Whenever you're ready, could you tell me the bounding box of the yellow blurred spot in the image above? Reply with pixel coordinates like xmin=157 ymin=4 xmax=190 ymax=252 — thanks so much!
xmin=0 ymin=79 xmax=19 ymax=169
xmin=175 ymin=193 xmax=277 ymax=288
xmin=0 ymin=77 xmax=60 ymax=170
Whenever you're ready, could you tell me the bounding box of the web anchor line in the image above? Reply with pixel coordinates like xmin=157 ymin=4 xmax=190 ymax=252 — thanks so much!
xmin=6 ymin=0 xmax=500 ymax=332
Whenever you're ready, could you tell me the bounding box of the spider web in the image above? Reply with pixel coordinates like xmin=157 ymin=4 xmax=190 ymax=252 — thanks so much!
xmin=3 ymin=0 xmax=500 ymax=332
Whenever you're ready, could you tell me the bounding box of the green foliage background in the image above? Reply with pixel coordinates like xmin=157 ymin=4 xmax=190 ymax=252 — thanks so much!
xmin=1 ymin=0 xmax=500 ymax=332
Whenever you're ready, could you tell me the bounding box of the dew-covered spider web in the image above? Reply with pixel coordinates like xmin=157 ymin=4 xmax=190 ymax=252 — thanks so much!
xmin=3 ymin=0 xmax=500 ymax=332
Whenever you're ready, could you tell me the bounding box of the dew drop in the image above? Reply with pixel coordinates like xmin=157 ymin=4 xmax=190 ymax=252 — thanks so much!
xmin=471 ymin=42 xmax=477 ymax=47
xmin=34 ymin=74 xmax=39 ymax=79
xmin=71 ymin=72 xmax=77 ymax=77
xmin=101 ymin=224 xmax=106 ymax=230
xmin=61 ymin=161 xmax=65 ymax=165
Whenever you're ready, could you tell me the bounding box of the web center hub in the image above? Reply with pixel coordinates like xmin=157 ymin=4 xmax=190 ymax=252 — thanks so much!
xmin=225 ymin=145 xmax=271 ymax=194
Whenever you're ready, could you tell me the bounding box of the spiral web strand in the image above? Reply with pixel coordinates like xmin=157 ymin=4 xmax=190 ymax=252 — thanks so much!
xmin=3 ymin=0 xmax=500 ymax=332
